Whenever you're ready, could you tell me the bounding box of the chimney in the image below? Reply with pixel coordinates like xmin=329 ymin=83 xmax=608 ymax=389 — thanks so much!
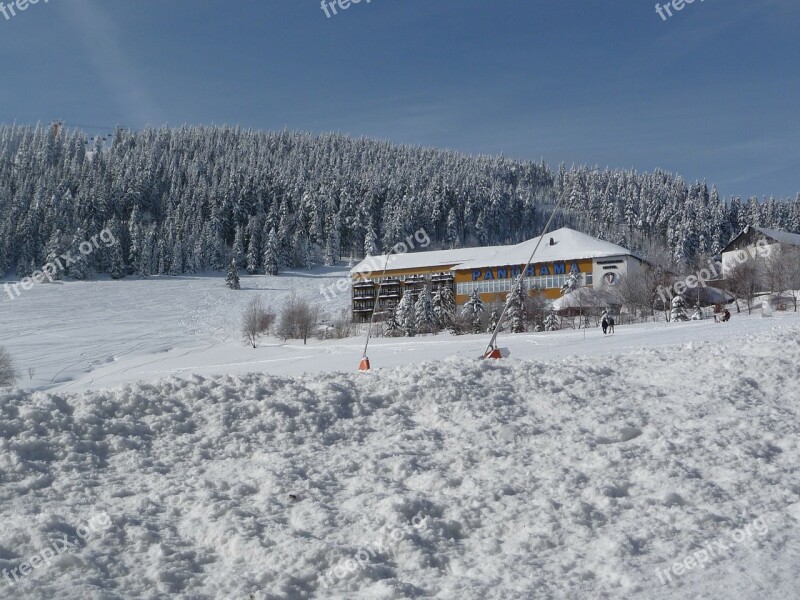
xmin=549 ymin=237 xmax=555 ymax=246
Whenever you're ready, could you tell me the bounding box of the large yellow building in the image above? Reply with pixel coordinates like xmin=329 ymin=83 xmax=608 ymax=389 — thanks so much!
xmin=349 ymin=227 xmax=644 ymax=322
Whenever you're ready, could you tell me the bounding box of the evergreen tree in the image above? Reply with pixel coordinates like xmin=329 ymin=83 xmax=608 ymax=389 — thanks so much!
xmin=109 ymin=241 xmax=125 ymax=280
xmin=462 ymin=289 xmax=484 ymax=333
xmin=544 ymin=306 xmax=560 ymax=331
xmin=67 ymin=230 xmax=89 ymax=280
xmin=504 ymin=279 xmax=526 ymax=333
xmin=139 ymin=225 xmax=156 ymax=277
xmin=691 ymin=304 xmax=704 ymax=320
xmin=385 ymin=306 xmax=402 ymax=337
xmin=671 ymin=294 xmax=690 ymax=322
xmin=232 ymin=225 xmax=245 ymax=268
xmin=246 ymin=218 xmax=261 ymax=275
xmin=487 ymin=309 xmax=499 ymax=334
xmin=44 ymin=230 xmax=64 ymax=281
xmin=414 ymin=285 xmax=437 ymax=333
xmin=433 ymin=285 xmax=456 ymax=329
xmin=364 ymin=224 xmax=378 ymax=256
xmin=396 ymin=290 xmax=416 ymax=337
xmin=264 ymin=227 xmax=280 ymax=276
xmin=226 ymin=258 xmax=241 ymax=290
xmin=561 ymin=272 xmax=580 ymax=295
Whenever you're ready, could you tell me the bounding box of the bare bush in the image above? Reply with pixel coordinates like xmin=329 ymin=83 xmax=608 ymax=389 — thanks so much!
xmin=277 ymin=296 xmax=318 ymax=345
xmin=0 ymin=347 xmax=17 ymax=388
xmin=726 ymin=261 xmax=760 ymax=314
xmin=315 ymin=318 xmax=355 ymax=340
xmin=764 ymin=246 xmax=800 ymax=311
xmin=242 ymin=297 xmax=275 ymax=348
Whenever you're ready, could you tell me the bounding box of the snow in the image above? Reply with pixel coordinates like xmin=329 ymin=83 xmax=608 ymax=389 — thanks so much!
xmin=0 ymin=268 xmax=797 ymax=394
xmin=2 ymin=271 xmax=800 ymax=598
xmin=752 ymin=226 xmax=800 ymax=247
xmin=455 ymin=227 xmax=637 ymax=271
xmin=552 ymin=287 xmax=620 ymax=311
xmin=351 ymin=228 xmax=638 ymax=277
xmin=350 ymin=246 xmax=502 ymax=275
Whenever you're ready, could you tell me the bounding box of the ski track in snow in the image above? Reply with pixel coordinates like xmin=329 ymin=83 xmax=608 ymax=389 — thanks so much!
xmin=1 ymin=271 xmax=800 ymax=598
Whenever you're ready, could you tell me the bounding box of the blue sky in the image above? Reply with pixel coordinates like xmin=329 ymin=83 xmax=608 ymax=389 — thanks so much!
xmin=1 ymin=0 xmax=798 ymax=199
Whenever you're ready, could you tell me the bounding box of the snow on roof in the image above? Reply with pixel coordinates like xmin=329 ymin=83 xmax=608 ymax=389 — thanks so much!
xmin=350 ymin=245 xmax=505 ymax=275
xmin=552 ymin=287 xmax=621 ymax=311
xmin=351 ymin=228 xmax=638 ymax=275
xmin=454 ymin=228 xmax=636 ymax=271
xmin=753 ymin=226 xmax=800 ymax=247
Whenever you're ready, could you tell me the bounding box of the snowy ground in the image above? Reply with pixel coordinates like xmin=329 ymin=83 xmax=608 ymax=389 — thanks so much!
xmin=1 ymin=268 xmax=797 ymax=392
xmin=1 ymin=272 xmax=799 ymax=599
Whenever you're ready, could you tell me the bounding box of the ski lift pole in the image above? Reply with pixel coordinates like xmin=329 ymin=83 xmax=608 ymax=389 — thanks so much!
xmin=360 ymin=250 xmax=393 ymax=371
xmin=481 ymin=203 xmax=562 ymax=358
xmin=481 ymin=168 xmax=601 ymax=358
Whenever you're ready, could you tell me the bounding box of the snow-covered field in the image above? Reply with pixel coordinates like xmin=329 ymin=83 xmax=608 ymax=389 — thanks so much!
xmin=1 ymin=268 xmax=797 ymax=393
xmin=1 ymin=271 xmax=800 ymax=599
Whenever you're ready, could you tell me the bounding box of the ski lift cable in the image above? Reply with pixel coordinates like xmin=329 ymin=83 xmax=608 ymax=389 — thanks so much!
xmin=481 ymin=167 xmax=601 ymax=358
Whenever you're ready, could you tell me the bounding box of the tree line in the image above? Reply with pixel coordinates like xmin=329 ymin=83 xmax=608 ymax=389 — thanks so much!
xmin=1 ymin=124 xmax=799 ymax=281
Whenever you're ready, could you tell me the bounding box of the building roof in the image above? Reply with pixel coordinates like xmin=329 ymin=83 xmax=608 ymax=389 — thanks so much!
xmin=350 ymin=227 xmax=638 ymax=276
xmin=552 ymin=287 xmax=621 ymax=312
xmin=454 ymin=227 xmax=637 ymax=271
xmin=349 ymin=245 xmax=505 ymax=275
xmin=752 ymin=226 xmax=800 ymax=247
xmin=722 ymin=225 xmax=800 ymax=254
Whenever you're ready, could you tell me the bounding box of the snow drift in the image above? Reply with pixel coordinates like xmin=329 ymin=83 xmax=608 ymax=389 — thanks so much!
xmin=1 ymin=326 xmax=800 ymax=599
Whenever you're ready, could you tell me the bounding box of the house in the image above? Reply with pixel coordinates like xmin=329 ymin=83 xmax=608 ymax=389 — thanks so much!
xmin=349 ymin=227 xmax=647 ymax=322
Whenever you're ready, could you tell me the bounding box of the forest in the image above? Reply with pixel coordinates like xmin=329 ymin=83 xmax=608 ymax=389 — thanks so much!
xmin=1 ymin=124 xmax=798 ymax=280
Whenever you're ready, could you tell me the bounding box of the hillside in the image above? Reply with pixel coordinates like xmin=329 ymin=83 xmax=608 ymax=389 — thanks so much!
xmin=2 ymin=125 xmax=799 ymax=285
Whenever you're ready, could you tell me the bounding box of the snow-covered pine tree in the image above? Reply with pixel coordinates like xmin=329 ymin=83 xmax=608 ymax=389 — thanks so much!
xmin=671 ymin=294 xmax=690 ymax=322
xmin=462 ymin=289 xmax=484 ymax=318
xmin=232 ymin=225 xmax=245 ymax=268
xmin=226 ymin=258 xmax=241 ymax=290
xmin=385 ymin=307 xmax=402 ymax=337
xmin=109 ymin=239 xmax=125 ymax=280
xmin=264 ymin=227 xmax=280 ymax=276
xmin=462 ymin=289 xmax=485 ymax=333
xmin=128 ymin=205 xmax=144 ymax=274
xmin=44 ymin=230 xmax=64 ymax=281
xmin=169 ymin=237 xmax=183 ymax=276
xmin=396 ymin=290 xmax=416 ymax=337
xmin=487 ymin=309 xmax=499 ymax=333
xmin=503 ymin=279 xmax=526 ymax=333
xmin=67 ymin=230 xmax=89 ymax=280
xmin=544 ymin=306 xmax=560 ymax=331
xmin=432 ymin=284 xmax=456 ymax=329
xmin=139 ymin=225 xmax=156 ymax=277
xmin=364 ymin=224 xmax=378 ymax=257
xmin=246 ymin=218 xmax=261 ymax=275
xmin=561 ymin=272 xmax=580 ymax=295
xmin=414 ymin=285 xmax=437 ymax=334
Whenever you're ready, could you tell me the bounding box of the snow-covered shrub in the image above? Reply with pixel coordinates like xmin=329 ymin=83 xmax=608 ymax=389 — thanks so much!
xmin=0 ymin=346 xmax=17 ymax=388
xmin=671 ymin=294 xmax=690 ymax=322
xmin=544 ymin=306 xmax=560 ymax=331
